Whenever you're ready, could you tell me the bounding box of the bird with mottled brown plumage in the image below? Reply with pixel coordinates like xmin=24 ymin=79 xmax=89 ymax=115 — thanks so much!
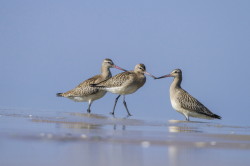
xmin=91 ymin=64 xmax=156 ymax=116
xmin=156 ymin=69 xmax=221 ymax=121
xmin=56 ymin=59 xmax=126 ymax=113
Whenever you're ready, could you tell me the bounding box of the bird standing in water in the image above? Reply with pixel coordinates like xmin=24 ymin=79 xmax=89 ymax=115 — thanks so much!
xmin=57 ymin=58 xmax=127 ymax=113
xmin=156 ymin=69 xmax=221 ymax=121
xmin=91 ymin=64 xmax=156 ymax=116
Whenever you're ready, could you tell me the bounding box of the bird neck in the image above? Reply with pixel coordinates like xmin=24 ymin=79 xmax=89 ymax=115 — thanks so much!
xmin=135 ymin=72 xmax=146 ymax=86
xmin=101 ymin=66 xmax=112 ymax=79
xmin=135 ymin=71 xmax=146 ymax=78
xmin=171 ymin=76 xmax=182 ymax=89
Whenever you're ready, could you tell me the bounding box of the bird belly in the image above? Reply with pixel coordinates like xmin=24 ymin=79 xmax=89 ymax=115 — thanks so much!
xmin=104 ymin=85 xmax=139 ymax=95
xmin=67 ymin=91 xmax=107 ymax=102
xmin=68 ymin=96 xmax=88 ymax=102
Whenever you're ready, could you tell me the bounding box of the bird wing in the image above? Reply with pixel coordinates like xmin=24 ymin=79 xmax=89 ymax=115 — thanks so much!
xmin=63 ymin=75 xmax=102 ymax=97
xmin=177 ymin=89 xmax=215 ymax=116
xmin=93 ymin=71 xmax=134 ymax=88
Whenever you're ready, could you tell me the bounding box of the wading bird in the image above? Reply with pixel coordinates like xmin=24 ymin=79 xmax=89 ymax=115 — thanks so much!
xmin=91 ymin=64 xmax=156 ymax=116
xmin=57 ymin=58 xmax=126 ymax=113
xmin=156 ymin=69 xmax=221 ymax=121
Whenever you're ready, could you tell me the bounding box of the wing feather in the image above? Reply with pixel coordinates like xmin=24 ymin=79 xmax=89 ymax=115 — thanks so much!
xmin=63 ymin=75 xmax=104 ymax=97
xmin=178 ymin=89 xmax=215 ymax=116
xmin=94 ymin=71 xmax=134 ymax=88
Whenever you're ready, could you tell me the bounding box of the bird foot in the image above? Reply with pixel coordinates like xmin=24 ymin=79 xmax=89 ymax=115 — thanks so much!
xmin=127 ymin=113 xmax=132 ymax=117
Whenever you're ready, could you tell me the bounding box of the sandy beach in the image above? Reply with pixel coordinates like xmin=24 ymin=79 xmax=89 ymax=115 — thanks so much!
xmin=0 ymin=108 xmax=250 ymax=166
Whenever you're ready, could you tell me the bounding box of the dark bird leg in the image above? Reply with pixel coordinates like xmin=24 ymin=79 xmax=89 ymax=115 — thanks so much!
xmin=123 ymin=95 xmax=132 ymax=116
xmin=184 ymin=114 xmax=189 ymax=121
xmin=87 ymin=100 xmax=93 ymax=113
xmin=111 ymin=95 xmax=121 ymax=115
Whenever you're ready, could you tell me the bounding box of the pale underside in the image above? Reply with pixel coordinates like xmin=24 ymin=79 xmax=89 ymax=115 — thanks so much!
xmin=103 ymin=84 xmax=142 ymax=95
xmin=67 ymin=90 xmax=107 ymax=102
xmin=170 ymin=89 xmax=215 ymax=120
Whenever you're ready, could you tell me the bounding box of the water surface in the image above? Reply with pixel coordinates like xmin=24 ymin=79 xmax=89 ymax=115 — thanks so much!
xmin=0 ymin=108 xmax=250 ymax=166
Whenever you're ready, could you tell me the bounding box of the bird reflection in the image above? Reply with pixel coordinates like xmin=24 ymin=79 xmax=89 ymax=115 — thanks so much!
xmin=168 ymin=120 xmax=205 ymax=133
xmin=58 ymin=122 xmax=102 ymax=130
xmin=69 ymin=112 xmax=108 ymax=119
xmin=113 ymin=124 xmax=126 ymax=130
xmin=57 ymin=112 xmax=130 ymax=131
xmin=32 ymin=111 xmax=145 ymax=132
xmin=168 ymin=126 xmax=202 ymax=133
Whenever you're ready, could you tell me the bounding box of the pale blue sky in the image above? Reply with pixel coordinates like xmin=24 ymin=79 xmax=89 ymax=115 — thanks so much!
xmin=1 ymin=0 xmax=250 ymax=125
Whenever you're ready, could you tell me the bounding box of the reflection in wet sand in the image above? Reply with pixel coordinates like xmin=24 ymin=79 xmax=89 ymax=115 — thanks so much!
xmin=72 ymin=141 xmax=144 ymax=166
xmin=168 ymin=119 xmax=209 ymax=124
xmin=70 ymin=112 xmax=108 ymax=119
xmin=168 ymin=120 xmax=204 ymax=133
xmin=168 ymin=126 xmax=202 ymax=133
xmin=168 ymin=145 xmax=183 ymax=166
xmin=113 ymin=124 xmax=126 ymax=130
xmin=167 ymin=145 xmax=211 ymax=166
xmin=31 ymin=112 xmax=133 ymax=131
xmin=1 ymin=109 xmax=250 ymax=166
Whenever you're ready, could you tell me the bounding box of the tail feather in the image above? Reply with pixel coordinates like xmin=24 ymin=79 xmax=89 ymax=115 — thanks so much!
xmin=56 ymin=93 xmax=63 ymax=97
xmin=200 ymin=111 xmax=222 ymax=120
xmin=212 ymin=114 xmax=221 ymax=119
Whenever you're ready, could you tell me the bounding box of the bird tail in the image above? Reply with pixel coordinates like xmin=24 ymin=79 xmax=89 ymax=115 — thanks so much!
xmin=212 ymin=114 xmax=221 ymax=119
xmin=56 ymin=93 xmax=63 ymax=97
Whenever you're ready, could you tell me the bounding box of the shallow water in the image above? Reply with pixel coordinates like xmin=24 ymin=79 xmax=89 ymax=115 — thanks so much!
xmin=0 ymin=108 xmax=250 ymax=166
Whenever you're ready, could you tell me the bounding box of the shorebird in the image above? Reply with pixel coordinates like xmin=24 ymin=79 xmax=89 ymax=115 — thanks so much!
xmin=91 ymin=64 xmax=156 ymax=116
xmin=56 ymin=58 xmax=126 ymax=113
xmin=156 ymin=69 xmax=221 ymax=121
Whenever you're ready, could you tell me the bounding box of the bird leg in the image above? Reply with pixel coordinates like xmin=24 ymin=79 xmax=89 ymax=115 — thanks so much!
xmin=123 ymin=95 xmax=132 ymax=116
xmin=87 ymin=100 xmax=93 ymax=113
xmin=184 ymin=114 xmax=189 ymax=121
xmin=111 ymin=95 xmax=121 ymax=115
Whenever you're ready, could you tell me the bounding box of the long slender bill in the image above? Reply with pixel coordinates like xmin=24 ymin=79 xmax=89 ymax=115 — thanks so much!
xmin=114 ymin=65 xmax=127 ymax=72
xmin=156 ymin=74 xmax=172 ymax=79
xmin=144 ymin=71 xmax=157 ymax=79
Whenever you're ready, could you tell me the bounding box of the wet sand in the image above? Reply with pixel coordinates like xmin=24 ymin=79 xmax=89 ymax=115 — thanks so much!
xmin=0 ymin=108 xmax=250 ymax=166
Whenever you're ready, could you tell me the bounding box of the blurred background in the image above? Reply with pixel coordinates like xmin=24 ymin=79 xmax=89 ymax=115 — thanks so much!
xmin=1 ymin=0 xmax=249 ymax=125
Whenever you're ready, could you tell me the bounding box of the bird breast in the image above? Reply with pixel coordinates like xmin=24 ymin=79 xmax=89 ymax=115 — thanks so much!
xmin=170 ymin=89 xmax=182 ymax=111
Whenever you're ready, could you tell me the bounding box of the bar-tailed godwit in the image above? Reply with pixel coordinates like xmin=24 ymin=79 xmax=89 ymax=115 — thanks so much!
xmin=57 ymin=58 xmax=126 ymax=113
xmin=91 ymin=64 xmax=156 ymax=116
xmin=156 ymin=69 xmax=221 ymax=121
